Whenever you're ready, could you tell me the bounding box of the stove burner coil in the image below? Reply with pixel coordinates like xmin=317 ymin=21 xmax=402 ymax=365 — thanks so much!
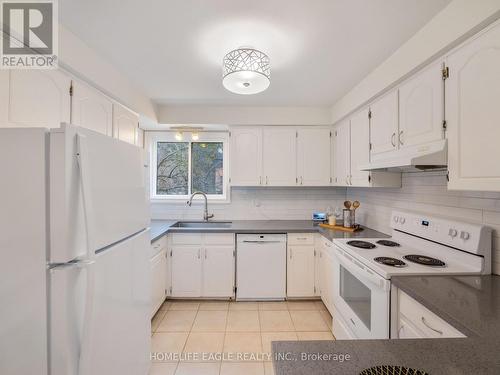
xmin=376 ymin=240 xmax=400 ymax=247
xmin=374 ymin=257 xmax=407 ymax=267
xmin=347 ymin=240 xmax=376 ymax=249
xmin=403 ymin=254 xmax=446 ymax=267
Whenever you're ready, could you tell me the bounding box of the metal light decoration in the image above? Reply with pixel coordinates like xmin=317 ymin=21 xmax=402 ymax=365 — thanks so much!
xmin=222 ymin=48 xmax=270 ymax=95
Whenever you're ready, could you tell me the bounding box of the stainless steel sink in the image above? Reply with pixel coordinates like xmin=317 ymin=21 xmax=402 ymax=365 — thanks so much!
xmin=172 ymin=221 xmax=233 ymax=229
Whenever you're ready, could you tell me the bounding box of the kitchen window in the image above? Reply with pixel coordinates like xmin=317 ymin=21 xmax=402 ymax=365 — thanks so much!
xmin=149 ymin=132 xmax=228 ymax=201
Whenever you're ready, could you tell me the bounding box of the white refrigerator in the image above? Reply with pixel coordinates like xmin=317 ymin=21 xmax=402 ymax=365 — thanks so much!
xmin=0 ymin=124 xmax=151 ymax=375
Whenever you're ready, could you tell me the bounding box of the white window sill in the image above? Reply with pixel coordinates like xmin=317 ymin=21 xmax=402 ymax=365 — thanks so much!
xmin=150 ymin=197 xmax=231 ymax=205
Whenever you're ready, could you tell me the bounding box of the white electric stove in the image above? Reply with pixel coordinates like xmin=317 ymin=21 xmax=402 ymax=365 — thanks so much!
xmin=330 ymin=210 xmax=492 ymax=340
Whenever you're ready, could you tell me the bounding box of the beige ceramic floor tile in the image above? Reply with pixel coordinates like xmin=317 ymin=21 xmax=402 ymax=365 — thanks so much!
xmin=296 ymin=331 xmax=334 ymax=340
xmin=264 ymin=361 xmax=275 ymax=375
xmin=151 ymin=332 xmax=189 ymax=360
xmin=220 ymin=361 xmax=265 ymax=375
xmin=226 ymin=310 xmax=260 ymax=332
xmin=199 ymin=301 xmax=229 ymax=311
xmin=175 ymin=362 xmax=221 ymax=375
xmin=260 ymin=332 xmax=298 ymax=354
xmin=223 ymin=332 xmax=263 ymax=358
xmin=259 ymin=311 xmax=294 ymax=332
xmin=319 ymin=309 xmax=333 ymax=329
xmin=183 ymin=332 xmax=225 ymax=357
xmin=191 ymin=311 xmax=228 ymax=332
xmin=157 ymin=310 xmax=197 ymax=332
xmin=149 ymin=362 xmax=178 ymax=375
xmin=287 ymin=301 xmax=319 ymax=310
xmin=290 ymin=311 xmax=329 ymax=331
xmin=152 ymin=310 xmax=167 ymax=333
xmin=229 ymin=302 xmax=259 ymax=311
xmin=258 ymin=302 xmax=288 ymax=311
xmin=160 ymin=301 xmax=173 ymax=311
xmin=169 ymin=301 xmax=200 ymax=311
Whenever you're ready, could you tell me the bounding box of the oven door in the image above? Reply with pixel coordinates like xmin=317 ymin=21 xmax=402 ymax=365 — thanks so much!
xmin=332 ymin=245 xmax=390 ymax=339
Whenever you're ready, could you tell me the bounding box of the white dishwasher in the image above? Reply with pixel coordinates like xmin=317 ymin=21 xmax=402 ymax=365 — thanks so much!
xmin=236 ymin=234 xmax=287 ymax=300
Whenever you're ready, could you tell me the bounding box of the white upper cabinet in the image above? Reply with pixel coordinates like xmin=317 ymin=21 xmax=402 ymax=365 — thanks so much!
xmin=332 ymin=120 xmax=350 ymax=186
xmin=297 ymin=128 xmax=331 ymax=186
xmin=446 ymin=22 xmax=500 ymax=191
xmin=230 ymin=127 xmax=263 ymax=186
xmin=0 ymin=70 xmax=71 ymax=128
xmin=349 ymin=108 xmax=371 ymax=187
xmin=71 ymin=79 xmax=113 ymax=136
xmin=113 ymin=103 xmax=139 ymax=145
xmin=262 ymin=127 xmax=297 ymax=186
xmin=369 ymin=89 xmax=399 ymax=158
xmin=399 ymin=61 xmax=444 ymax=148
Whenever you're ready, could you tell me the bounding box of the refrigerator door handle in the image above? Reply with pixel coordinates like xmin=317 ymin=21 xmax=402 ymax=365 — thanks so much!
xmin=48 ymin=259 xmax=95 ymax=271
xmin=76 ymin=133 xmax=97 ymax=375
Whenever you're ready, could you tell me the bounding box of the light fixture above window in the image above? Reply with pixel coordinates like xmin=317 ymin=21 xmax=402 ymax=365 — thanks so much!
xmin=222 ymin=48 xmax=270 ymax=95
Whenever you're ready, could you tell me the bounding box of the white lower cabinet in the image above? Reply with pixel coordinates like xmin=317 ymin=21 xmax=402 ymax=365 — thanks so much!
xmin=151 ymin=237 xmax=168 ymax=317
xmin=170 ymin=233 xmax=235 ymax=298
xmin=319 ymin=238 xmax=335 ymax=315
xmin=394 ymin=289 xmax=465 ymax=339
xmin=286 ymin=234 xmax=318 ymax=298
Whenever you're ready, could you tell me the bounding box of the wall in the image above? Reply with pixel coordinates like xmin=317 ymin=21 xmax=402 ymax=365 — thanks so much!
xmin=59 ymin=25 xmax=158 ymax=122
xmin=158 ymin=105 xmax=332 ymax=126
xmin=331 ymin=0 xmax=500 ymax=123
xmin=151 ymin=187 xmax=345 ymax=221
xmin=347 ymin=171 xmax=500 ymax=275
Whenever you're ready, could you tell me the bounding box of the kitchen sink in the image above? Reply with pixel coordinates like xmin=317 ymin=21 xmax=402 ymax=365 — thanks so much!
xmin=172 ymin=221 xmax=233 ymax=229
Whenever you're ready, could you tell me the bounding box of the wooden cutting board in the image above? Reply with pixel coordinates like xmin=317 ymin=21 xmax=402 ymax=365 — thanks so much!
xmin=319 ymin=223 xmax=363 ymax=232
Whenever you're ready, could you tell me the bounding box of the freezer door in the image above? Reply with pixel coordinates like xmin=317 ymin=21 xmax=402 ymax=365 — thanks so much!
xmin=50 ymin=229 xmax=151 ymax=375
xmin=50 ymin=124 xmax=150 ymax=263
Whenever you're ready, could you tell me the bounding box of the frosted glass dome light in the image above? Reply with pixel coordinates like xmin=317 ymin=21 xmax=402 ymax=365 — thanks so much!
xmin=222 ymin=48 xmax=270 ymax=95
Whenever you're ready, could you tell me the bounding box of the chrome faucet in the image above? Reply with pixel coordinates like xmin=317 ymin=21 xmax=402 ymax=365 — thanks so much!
xmin=187 ymin=191 xmax=214 ymax=222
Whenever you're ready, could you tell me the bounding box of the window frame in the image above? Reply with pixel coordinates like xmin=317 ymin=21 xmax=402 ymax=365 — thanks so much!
xmin=149 ymin=131 xmax=229 ymax=203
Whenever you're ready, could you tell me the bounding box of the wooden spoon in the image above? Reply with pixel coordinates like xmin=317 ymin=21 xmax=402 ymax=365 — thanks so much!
xmin=352 ymin=201 xmax=360 ymax=211
xmin=344 ymin=201 xmax=352 ymax=210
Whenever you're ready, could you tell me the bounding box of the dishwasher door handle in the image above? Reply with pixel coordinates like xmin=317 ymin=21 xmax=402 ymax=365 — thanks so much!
xmin=241 ymin=240 xmax=283 ymax=244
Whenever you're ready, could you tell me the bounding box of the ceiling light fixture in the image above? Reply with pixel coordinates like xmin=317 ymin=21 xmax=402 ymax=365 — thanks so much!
xmin=191 ymin=132 xmax=199 ymax=141
xmin=175 ymin=132 xmax=183 ymax=141
xmin=222 ymin=48 xmax=270 ymax=95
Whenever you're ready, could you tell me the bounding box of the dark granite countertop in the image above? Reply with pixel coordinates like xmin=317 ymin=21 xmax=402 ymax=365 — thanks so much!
xmin=272 ymin=275 xmax=500 ymax=375
xmin=149 ymin=219 xmax=389 ymax=243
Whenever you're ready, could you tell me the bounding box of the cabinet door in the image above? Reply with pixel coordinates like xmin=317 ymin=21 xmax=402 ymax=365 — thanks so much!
xmin=332 ymin=120 xmax=350 ymax=186
xmin=113 ymin=103 xmax=139 ymax=145
xmin=151 ymin=250 xmax=167 ymax=317
xmin=398 ymin=315 xmax=425 ymax=339
xmin=349 ymin=108 xmax=371 ymax=187
xmin=287 ymin=245 xmax=315 ymax=297
xmin=399 ymin=61 xmax=444 ymax=148
xmin=171 ymin=246 xmax=202 ymax=297
xmin=314 ymin=247 xmax=321 ymax=297
xmin=202 ymin=246 xmax=234 ymax=297
xmin=446 ymin=22 xmax=500 ymax=191
xmin=369 ymin=89 xmax=399 ymax=157
xmin=0 ymin=70 xmax=71 ymax=128
xmin=297 ymin=128 xmax=331 ymax=186
xmin=262 ymin=127 xmax=297 ymax=186
xmin=322 ymin=247 xmax=335 ymax=315
xmin=71 ymin=79 xmax=113 ymax=136
xmin=230 ymin=127 xmax=262 ymax=186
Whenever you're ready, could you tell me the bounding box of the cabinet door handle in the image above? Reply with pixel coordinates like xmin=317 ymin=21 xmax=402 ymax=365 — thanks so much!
xmin=391 ymin=132 xmax=396 ymax=147
xmin=197 ymin=249 xmax=201 ymax=259
xmin=204 ymin=248 xmax=207 ymax=259
xmin=345 ymin=176 xmax=349 ymax=185
xmin=290 ymin=249 xmax=293 ymax=259
xmin=259 ymin=176 xmax=262 ymax=185
xmin=300 ymin=176 xmax=303 ymax=185
xmin=266 ymin=176 xmax=269 ymax=185
xmin=421 ymin=317 xmax=443 ymax=335
xmin=399 ymin=130 xmax=404 ymax=145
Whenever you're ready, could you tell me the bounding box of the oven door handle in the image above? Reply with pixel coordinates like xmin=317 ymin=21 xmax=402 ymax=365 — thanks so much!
xmin=334 ymin=248 xmax=389 ymax=291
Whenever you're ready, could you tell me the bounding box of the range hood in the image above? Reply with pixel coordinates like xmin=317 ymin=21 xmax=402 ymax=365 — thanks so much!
xmin=360 ymin=139 xmax=447 ymax=172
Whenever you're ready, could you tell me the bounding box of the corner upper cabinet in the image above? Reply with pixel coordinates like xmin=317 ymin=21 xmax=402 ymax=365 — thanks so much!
xmin=230 ymin=127 xmax=263 ymax=186
xmin=262 ymin=127 xmax=297 ymax=186
xmin=332 ymin=120 xmax=350 ymax=186
xmin=113 ymin=103 xmax=139 ymax=145
xmin=0 ymin=70 xmax=71 ymax=128
xmin=349 ymin=109 xmax=371 ymax=187
xmin=71 ymin=78 xmax=113 ymax=136
xmin=297 ymin=127 xmax=331 ymax=186
xmin=445 ymin=22 xmax=500 ymax=191
xmin=369 ymin=89 xmax=399 ymax=159
xmin=399 ymin=61 xmax=444 ymax=148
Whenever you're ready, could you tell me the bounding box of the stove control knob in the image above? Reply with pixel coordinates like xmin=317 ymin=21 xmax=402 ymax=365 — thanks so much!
xmin=400 ymin=217 xmax=406 ymax=224
xmin=449 ymin=228 xmax=458 ymax=238
xmin=460 ymin=231 xmax=470 ymax=240
xmin=394 ymin=216 xmax=399 ymax=223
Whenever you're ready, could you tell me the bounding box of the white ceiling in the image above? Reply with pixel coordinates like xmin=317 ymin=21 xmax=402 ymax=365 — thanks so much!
xmin=60 ymin=0 xmax=451 ymax=107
